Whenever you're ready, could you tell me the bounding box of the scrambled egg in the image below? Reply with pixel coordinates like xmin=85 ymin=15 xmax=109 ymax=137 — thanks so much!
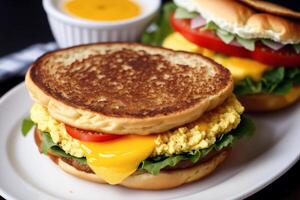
xmin=31 ymin=104 xmax=83 ymax=158
xmin=153 ymin=95 xmax=243 ymax=156
xmin=30 ymin=95 xmax=244 ymax=158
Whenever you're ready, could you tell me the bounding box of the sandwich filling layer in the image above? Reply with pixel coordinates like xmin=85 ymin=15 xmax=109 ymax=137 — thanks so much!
xmin=29 ymin=95 xmax=250 ymax=184
xmin=31 ymin=95 xmax=243 ymax=158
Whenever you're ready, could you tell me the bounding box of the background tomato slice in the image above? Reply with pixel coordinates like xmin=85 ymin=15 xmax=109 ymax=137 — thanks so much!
xmin=65 ymin=125 xmax=123 ymax=142
xmin=171 ymin=15 xmax=300 ymax=67
xmin=253 ymin=43 xmax=300 ymax=67
xmin=170 ymin=15 xmax=250 ymax=58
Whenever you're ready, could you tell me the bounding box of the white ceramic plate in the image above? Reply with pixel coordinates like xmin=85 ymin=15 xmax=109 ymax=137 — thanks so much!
xmin=0 ymin=83 xmax=299 ymax=200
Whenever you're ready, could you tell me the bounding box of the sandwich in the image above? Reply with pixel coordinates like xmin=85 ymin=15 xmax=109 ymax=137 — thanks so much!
xmin=23 ymin=43 xmax=255 ymax=189
xmin=142 ymin=0 xmax=300 ymax=112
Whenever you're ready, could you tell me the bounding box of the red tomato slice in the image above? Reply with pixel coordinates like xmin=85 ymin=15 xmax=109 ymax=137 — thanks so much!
xmin=170 ymin=15 xmax=251 ymax=58
xmin=170 ymin=14 xmax=300 ymax=67
xmin=65 ymin=125 xmax=123 ymax=142
xmin=253 ymin=43 xmax=300 ymax=67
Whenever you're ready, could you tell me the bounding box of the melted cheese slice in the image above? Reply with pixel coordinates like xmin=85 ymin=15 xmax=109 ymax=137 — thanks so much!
xmin=163 ymin=33 xmax=270 ymax=81
xmin=80 ymin=135 xmax=156 ymax=184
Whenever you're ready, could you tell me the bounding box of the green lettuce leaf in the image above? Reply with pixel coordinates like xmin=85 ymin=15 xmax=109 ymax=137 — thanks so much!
xmin=21 ymin=118 xmax=35 ymax=137
xmin=174 ymin=7 xmax=198 ymax=19
xmin=40 ymin=132 xmax=87 ymax=164
xmin=293 ymin=44 xmax=300 ymax=54
xmin=41 ymin=132 xmax=57 ymax=154
xmin=140 ymin=115 xmax=255 ymax=175
xmin=216 ymin=29 xmax=235 ymax=44
xmin=234 ymin=77 xmax=262 ymax=95
xmin=140 ymin=2 xmax=176 ymax=46
xmin=202 ymin=22 xmax=256 ymax=50
xmin=236 ymin=36 xmax=256 ymax=51
xmin=226 ymin=114 xmax=255 ymax=139
xmin=287 ymin=68 xmax=300 ymax=84
xmin=235 ymin=67 xmax=300 ymax=96
xmin=200 ymin=21 xmax=219 ymax=32
xmin=50 ymin=146 xmax=87 ymax=164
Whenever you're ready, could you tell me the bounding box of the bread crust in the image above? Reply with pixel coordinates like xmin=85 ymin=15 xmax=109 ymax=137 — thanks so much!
xmin=241 ymin=0 xmax=300 ymax=20
xmin=238 ymin=86 xmax=300 ymax=112
xmin=25 ymin=43 xmax=233 ymax=135
xmin=174 ymin=0 xmax=300 ymax=44
xmin=57 ymin=150 xmax=229 ymax=190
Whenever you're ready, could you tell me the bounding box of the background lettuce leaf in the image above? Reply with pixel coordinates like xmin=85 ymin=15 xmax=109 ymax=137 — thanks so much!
xmin=201 ymin=21 xmax=219 ymax=32
xmin=140 ymin=115 xmax=255 ymax=175
xmin=236 ymin=37 xmax=256 ymax=51
xmin=216 ymin=29 xmax=235 ymax=44
xmin=202 ymin=21 xmax=256 ymax=51
xmin=174 ymin=7 xmax=198 ymax=19
xmin=293 ymin=44 xmax=300 ymax=54
xmin=235 ymin=67 xmax=300 ymax=96
xmin=140 ymin=2 xmax=176 ymax=46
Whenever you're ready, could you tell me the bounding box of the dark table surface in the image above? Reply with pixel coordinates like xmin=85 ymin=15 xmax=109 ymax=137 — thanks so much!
xmin=0 ymin=0 xmax=299 ymax=199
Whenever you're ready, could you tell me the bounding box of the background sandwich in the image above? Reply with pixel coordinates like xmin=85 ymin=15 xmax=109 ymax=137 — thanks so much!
xmin=142 ymin=0 xmax=300 ymax=112
xmin=23 ymin=43 xmax=254 ymax=189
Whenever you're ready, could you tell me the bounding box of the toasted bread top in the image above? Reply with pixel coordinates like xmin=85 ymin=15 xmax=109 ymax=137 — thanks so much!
xmin=175 ymin=0 xmax=300 ymax=44
xmin=26 ymin=43 xmax=233 ymax=134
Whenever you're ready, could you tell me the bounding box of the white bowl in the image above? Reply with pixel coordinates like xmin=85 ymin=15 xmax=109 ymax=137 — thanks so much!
xmin=43 ymin=0 xmax=161 ymax=48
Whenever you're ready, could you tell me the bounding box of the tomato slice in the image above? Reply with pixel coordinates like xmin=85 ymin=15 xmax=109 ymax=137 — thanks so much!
xmin=170 ymin=15 xmax=251 ymax=58
xmin=253 ymin=43 xmax=300 ymax=67
xmin=170 ymin=14 xmax=300 ymax=67
xmin=65 ymin=125 xmax=123 ymax=142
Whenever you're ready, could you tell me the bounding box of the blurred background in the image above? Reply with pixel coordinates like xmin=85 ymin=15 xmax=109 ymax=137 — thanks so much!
xmin=0 ymin=0 xmax=53 ymax=57
xmin=0 ymin=0 xmax=53 ymax=96
xmin=1 ymin=0 xmax=300 ymax=56
xmin=0 ymin=0 xmax=299 ymax=199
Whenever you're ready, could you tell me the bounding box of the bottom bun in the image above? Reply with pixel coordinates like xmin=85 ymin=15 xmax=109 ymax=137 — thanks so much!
xmin=238 ymin=86 xmax=300 ymax=112
xmin=57 ymin=150 xmax=229 ymax=190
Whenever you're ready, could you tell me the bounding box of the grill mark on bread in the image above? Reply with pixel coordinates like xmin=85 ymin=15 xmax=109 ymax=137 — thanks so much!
xmin=30 ymin=44 xmax=231 ymax=118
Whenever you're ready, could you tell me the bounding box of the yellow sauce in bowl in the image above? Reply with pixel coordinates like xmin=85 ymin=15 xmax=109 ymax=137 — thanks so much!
xmin=63 ymin=0 xmax=141 ymax=22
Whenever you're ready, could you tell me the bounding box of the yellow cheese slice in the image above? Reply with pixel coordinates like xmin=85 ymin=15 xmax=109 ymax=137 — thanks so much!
xmin=81 ymin=135 xmax=156 ymax=184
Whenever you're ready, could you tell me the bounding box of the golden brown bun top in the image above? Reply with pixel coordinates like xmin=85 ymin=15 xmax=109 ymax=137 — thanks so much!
xmin=241 ymin=0 xmax=300 ymax=20
xmin=175 ymin=0 xmax=300 ymax=44
xmin=29 ymin=43 xmax=231 ymax=118
xmin=26 ymin=43 xmax=233 ymax=134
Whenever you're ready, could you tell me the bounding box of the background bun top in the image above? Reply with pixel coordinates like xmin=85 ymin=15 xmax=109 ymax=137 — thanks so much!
xmin=175 ymin=0 xmax=300 ymax=44
xmin=241 ymin=0 xmax=300 ymax=20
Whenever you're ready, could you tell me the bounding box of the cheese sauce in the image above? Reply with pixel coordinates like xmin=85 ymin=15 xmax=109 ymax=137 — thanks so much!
xmin=81 ymin=135 xmax=156 ymax=184
xmin=63 ymin=0 xmax=141 ymax=21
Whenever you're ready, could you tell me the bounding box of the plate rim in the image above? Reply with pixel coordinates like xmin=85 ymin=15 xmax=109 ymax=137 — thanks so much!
xmin=0 ymin=83 xmax=26 ymax=200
